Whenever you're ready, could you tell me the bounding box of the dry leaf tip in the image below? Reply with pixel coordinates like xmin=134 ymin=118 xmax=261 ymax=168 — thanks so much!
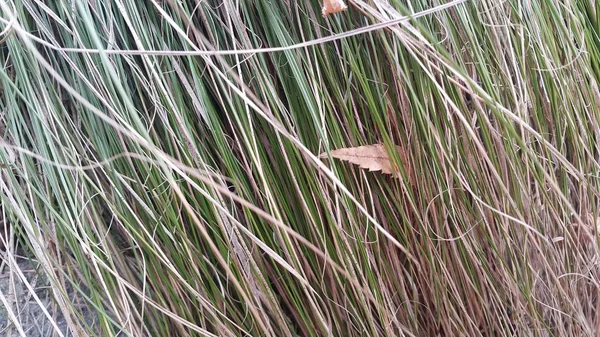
xmin=322 ymin=0 xmax=348 ymax=17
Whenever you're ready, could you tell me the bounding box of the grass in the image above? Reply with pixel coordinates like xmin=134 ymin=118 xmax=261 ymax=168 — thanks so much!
xmin=1 ymin=0 xmax=600 ymax=336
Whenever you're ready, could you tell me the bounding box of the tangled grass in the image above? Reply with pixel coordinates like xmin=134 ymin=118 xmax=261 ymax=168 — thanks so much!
xmin=1 ymin=0 xmax=600 ymax=336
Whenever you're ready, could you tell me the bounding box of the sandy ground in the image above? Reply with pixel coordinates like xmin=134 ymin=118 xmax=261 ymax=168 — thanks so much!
xmin=0 ymin=255 xmax=96 ymax=337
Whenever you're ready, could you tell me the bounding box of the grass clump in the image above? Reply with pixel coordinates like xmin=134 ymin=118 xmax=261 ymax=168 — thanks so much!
xmin=1 ymin=0 xmax=600 ymax=336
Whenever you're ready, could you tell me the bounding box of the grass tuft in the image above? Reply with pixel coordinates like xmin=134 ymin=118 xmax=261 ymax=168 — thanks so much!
xmin=1 ymin=0 xmax=600 ymax=336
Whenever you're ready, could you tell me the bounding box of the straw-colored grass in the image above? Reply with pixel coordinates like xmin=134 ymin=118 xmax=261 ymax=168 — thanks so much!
xmin=1 ymin=0 xmax=600 ymax=336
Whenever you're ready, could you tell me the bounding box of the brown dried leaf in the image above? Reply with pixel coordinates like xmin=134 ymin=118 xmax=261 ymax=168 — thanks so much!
xmin=322 ymin=0 xmax=348 ymax=17
xmin=320 ymin=144 xmax=412 ymax=181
